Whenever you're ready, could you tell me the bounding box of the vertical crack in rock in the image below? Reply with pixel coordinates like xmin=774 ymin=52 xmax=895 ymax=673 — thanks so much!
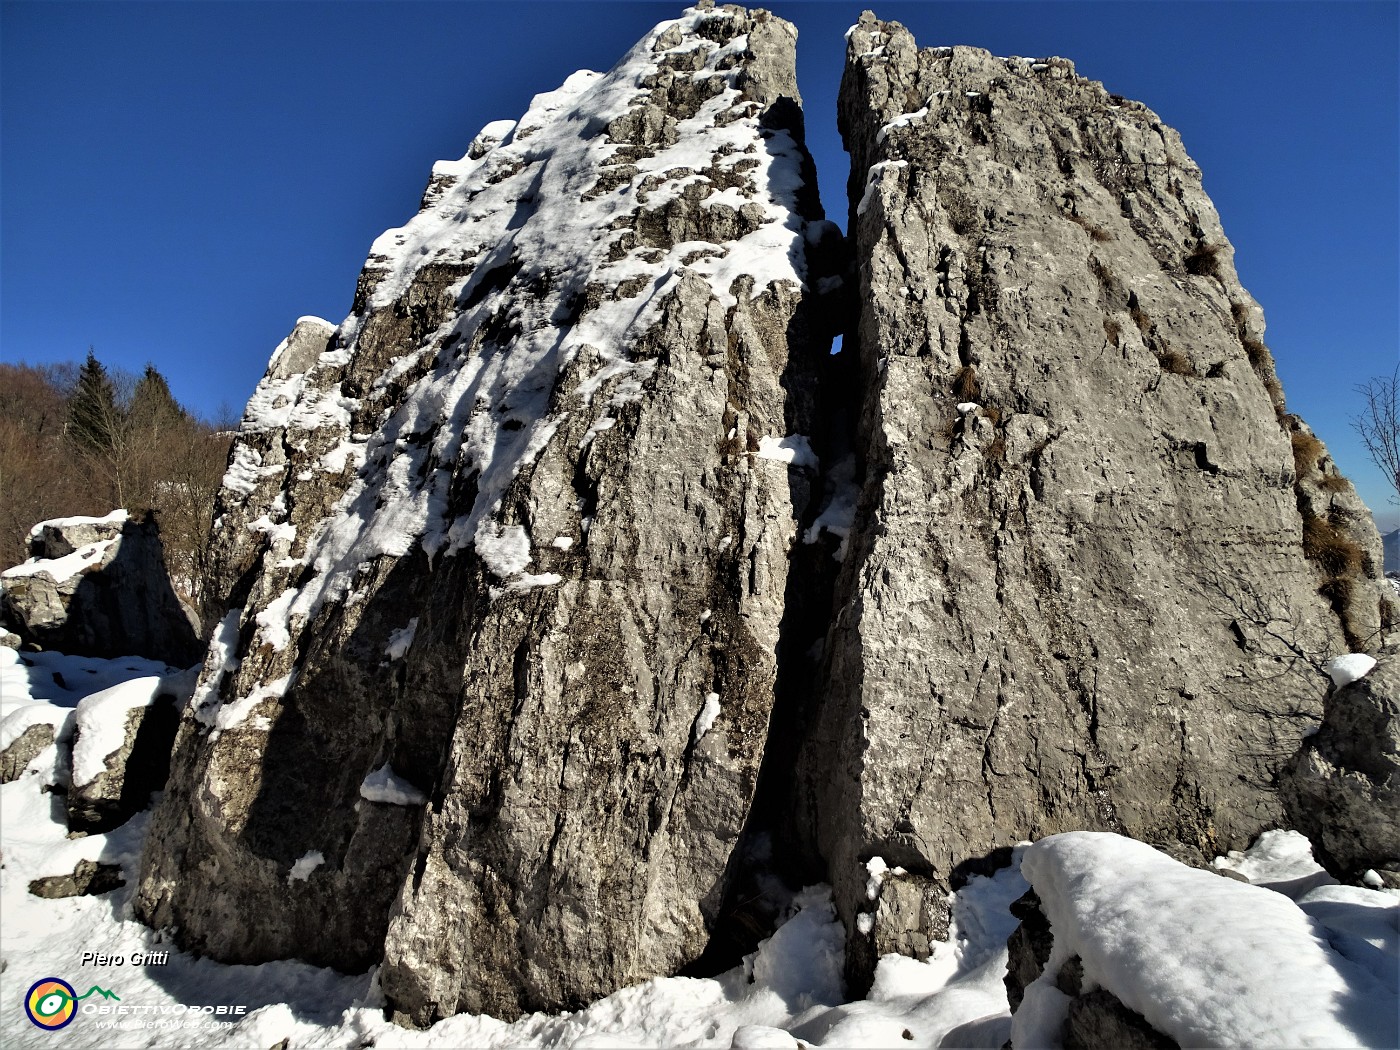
xmin=136 ymin=3 xmax=843 ymax=1023
xmin=795 ymin=10 xmax=1391 ymax=993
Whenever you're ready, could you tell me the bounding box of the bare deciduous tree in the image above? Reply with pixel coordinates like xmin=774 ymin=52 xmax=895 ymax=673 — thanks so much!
xmin=1353 ymin=365 xmax=1400 ymax=506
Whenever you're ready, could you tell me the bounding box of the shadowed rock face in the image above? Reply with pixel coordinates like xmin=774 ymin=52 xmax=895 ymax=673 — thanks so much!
xmin=1283 ymin=644 xmax=1400 ymax=886
xmin=137 ymin=3 xmax=837 ymax=1024
xmin=792 ymin=11 xmax=1389 ymax=989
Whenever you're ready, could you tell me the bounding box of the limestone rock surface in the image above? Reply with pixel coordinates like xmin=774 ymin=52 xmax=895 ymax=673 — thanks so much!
xmin=1283 ymin=643 xmax=1400 ymax=885
xmin=793 ymin=12 xmax=1391 ymax=984
xmin=1 ymin=512 xmax=202 ymax=666
xmin=0 ymin=722 xmax=55 ymax=783
xmin=137 ymin=3 xmax=836 ymax=1023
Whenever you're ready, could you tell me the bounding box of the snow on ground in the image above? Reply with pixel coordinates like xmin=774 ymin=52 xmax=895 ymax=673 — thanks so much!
xmin=3 ymin=649 xmax=1398 ymax=1048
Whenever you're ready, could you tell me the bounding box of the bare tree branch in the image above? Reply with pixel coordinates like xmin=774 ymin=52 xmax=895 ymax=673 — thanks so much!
xmin=1352 ymin=365 xmax=1400 ymax=506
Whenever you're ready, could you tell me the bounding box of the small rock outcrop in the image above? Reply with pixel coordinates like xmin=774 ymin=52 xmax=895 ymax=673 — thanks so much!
xmin=66 ymin=674 xmax=191 ymax=834
xmin=0 ymin=511 xmax=202 ymax=666
xmin=792 ymin=12 xmax=1390 ymax=985
xmin=0 ymin=722 xmax=55 ymax=783
xmin=1004 ymin=890 xmax=1177 ymax=1050
xmin=1283 ymin=646 xmax=1400 ymax=886
xmin=28 ymin=860 xmax=126 ymax=900
xmin=138 ymin=3 xmax=838 ymax=1024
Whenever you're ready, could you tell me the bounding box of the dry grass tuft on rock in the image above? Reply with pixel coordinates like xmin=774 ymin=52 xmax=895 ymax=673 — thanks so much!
xmin=1291 ymin=430 xmax=1326 ymax=474
xmin=1068 ymin=213 xmax=1113 ymax=242
xmin=1157 ymin=346 xmax=1195 ymax=377
xmin=1185 ymin=242 xmax=1225 ymax=279
xmin=953 ymin=364 xmax=981 ymax=401
xmin=1302 ymin=515 xmax=1365 ymax=579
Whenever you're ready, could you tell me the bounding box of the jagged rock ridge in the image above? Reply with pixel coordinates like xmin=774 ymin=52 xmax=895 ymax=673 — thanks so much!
xmin=791 ymin=11 xmax=1390 ymax=988
xmin=137 ymin=3 xmax=838 ymax=1024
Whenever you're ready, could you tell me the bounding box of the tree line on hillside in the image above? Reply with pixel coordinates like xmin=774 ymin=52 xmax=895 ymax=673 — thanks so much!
xmin=0 ymin=352 xmax=234 ymax=622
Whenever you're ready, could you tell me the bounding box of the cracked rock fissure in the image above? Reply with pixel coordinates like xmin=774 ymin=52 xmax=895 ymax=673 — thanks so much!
xmin=135 ymin=3 xmax=1389 ymax=1025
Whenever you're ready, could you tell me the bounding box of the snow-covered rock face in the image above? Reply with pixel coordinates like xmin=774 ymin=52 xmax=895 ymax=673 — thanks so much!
xmin=792 ymin=11 xmax=1391 ymax=990
xmin=137 ymin=3 xmax=836 ymax=1025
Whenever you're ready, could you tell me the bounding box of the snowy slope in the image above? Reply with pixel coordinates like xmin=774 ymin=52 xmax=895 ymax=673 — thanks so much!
xmin=5 ymin=648 xmax=1398 ymax=1048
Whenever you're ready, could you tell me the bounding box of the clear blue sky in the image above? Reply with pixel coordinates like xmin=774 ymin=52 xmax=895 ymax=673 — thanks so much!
xmin=3 ymin=1 xmax=1396 ymax=527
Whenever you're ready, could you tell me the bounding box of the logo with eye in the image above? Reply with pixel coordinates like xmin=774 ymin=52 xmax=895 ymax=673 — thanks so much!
xmin=23 ymin=978 xmax=120 ymax=1030
xmin=25 ymin=978 xmax=78 ymax=1030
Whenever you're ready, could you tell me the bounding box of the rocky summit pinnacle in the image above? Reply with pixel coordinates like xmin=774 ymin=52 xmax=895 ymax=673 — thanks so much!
xmin=135 ymin=2 xmax=1390 ymax=1027
xmin=791 ymin=11 xmax=1390 ymax=989
xmin=137 ymin=3 xmax=839 ymax=1023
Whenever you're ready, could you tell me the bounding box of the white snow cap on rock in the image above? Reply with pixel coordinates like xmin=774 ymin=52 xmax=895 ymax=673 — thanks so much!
xmin=359 ymin=763 xmax=427 ymax=805
xmin=755 ymin=435 xmax=819 ymax=469
xmin=288 ymin=851 xmax=325 ymax=883
xmin=692 ymin=692 xmax=721 ymax=743
xmin=2 ymin=535 xmax=120 ymax=583
xmin=70 ymin=669 xmax=194 ymax=787
xmin=25 ymin=509 xmax=128 ymax=538
xmin=1323 ymin=652 xmax=1377 ymax=688
xmin=384 ymin=618 xmax=419 ymax=660
xmin=1015 ymin=831 xmax=1398 ymax=1049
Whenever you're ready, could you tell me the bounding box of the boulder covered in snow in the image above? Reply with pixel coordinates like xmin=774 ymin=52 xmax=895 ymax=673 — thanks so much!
xmin=1 ymin=511 xmax=202 ymax=666
xmin=1283 ymin=643 xmax=1400 ymax=886
xmin=1006 ymin=832 xmax=1397 ymax=1049
xmin=66 ymin=668 xmax=196 ymax=833
xmin=1004 ymin=889 xmax=1177 ymax=1049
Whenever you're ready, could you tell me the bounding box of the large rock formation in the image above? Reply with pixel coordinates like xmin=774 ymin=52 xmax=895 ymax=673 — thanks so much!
xmin=132 ymin=2 xmax=1393 ymax=1028
xmin=791 ymin=12 xmax=1391 ymax=987
xmin=0 ymin=511 xmax=203 ymax=666
xmin=137 ymin=3 xmax=838 ymax=1024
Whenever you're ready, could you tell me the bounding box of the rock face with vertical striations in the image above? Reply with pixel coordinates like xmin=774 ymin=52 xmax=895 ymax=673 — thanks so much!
xmin=136 ymin=3 xmax=838 ymax=1023
xmin=792 ymin=11 xmax=1391 ymax=988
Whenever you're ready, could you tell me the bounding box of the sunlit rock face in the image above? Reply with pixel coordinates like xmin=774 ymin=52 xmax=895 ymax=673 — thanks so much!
xmin=136 ymin=2 xmax=839 ymax=1023
xmin=792 ymin=11 xmax=1389 ymax=990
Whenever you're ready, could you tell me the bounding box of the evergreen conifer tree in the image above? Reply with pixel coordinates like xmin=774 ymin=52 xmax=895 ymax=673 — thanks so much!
xmin=67 ymin=349 xmax=119 ymax=452
xmin=129 ymin=363 xmax=189 ymax=438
